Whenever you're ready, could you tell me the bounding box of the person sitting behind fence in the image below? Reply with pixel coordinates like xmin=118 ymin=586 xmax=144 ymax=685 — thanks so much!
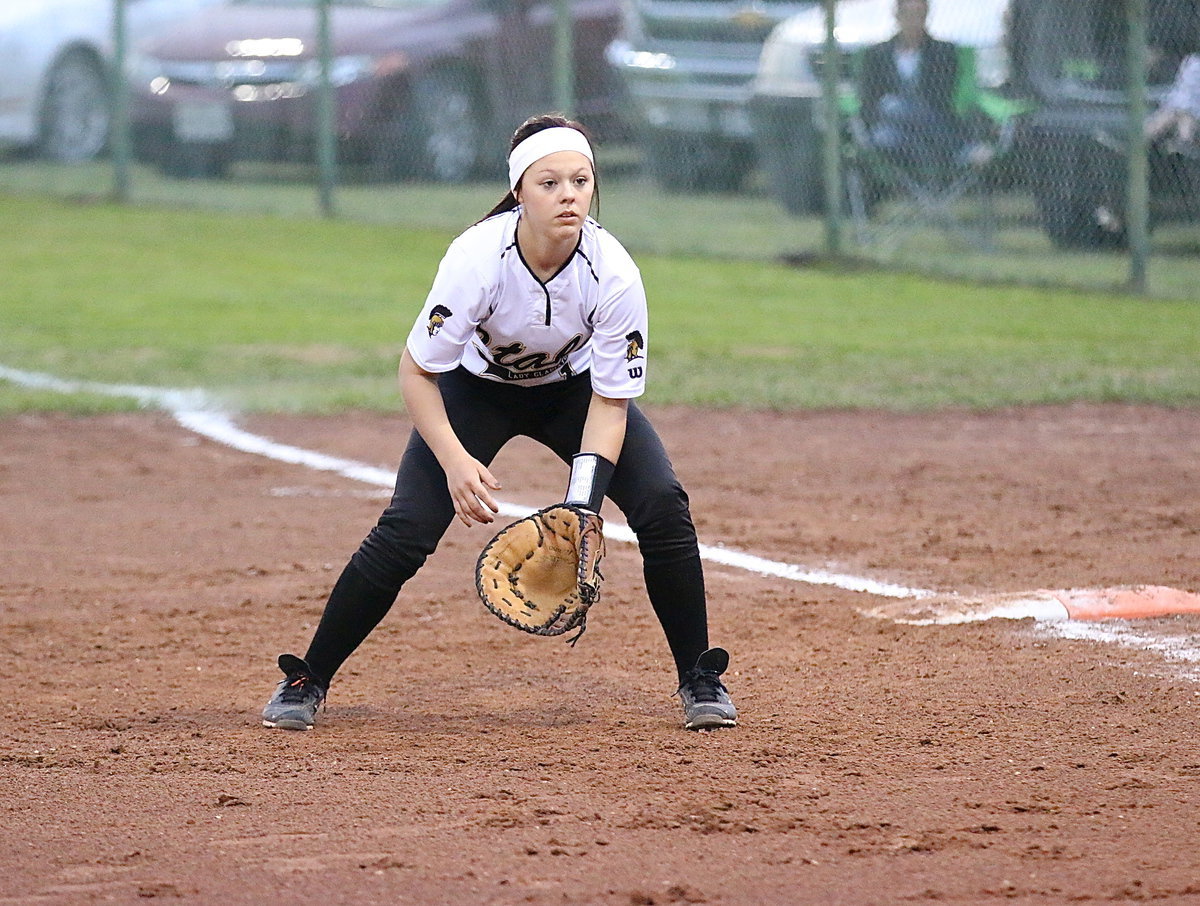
xmin=1146 ymin=53 xmax=1200 ymax=149
xmin=1090 ymin=50 xmax=1200 ymax=238
xmin=858 ymin=0 xmax=982 ymax=174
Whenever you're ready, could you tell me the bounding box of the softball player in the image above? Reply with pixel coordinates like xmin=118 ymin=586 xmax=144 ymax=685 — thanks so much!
xmin=262 ymin=114 xmax=737 ymax=732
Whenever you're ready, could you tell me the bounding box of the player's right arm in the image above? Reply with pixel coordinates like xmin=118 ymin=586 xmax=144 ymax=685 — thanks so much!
xmin=399 ymin=348 xmax=500 ymax=527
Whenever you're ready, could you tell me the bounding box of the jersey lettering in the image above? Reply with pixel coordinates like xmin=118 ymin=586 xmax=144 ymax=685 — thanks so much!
xmin=484 ymin=335 xmax=586 ymax=382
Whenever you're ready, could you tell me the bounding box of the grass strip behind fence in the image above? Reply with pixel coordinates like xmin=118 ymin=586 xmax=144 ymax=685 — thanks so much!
xmin=2 ymin=193 xmax=1198 ymax=415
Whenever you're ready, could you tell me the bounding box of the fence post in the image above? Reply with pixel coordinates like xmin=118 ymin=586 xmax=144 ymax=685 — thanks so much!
xmin=111 ymin=0 xmax=131 ymax=202
xmin=821 ymin=0 xmax=843 ymax=257
xmin=1125 ymin=0 xmax=1149 ymax=293
xmin=315 ymin=0 xmax=337 ymax=217
xmin=553 ymin=0 xmax=575 ymax=115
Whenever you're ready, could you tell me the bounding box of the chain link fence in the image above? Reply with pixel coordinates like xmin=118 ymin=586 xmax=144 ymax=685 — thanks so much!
xmin=1 ymin=0 xmax=1198 ymax=298
xmin=752 ymin=0 xmax=1200 ymax=295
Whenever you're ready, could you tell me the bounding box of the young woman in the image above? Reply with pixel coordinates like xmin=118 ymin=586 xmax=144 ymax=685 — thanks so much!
xmin=261 ymin=114 xmax=737 ymax=732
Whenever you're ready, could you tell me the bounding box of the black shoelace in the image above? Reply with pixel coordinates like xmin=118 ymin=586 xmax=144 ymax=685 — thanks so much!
xmin=684 ymin=670 xmax=726 ymax=703
xmin=278 ymin=673 xmax=322 ymax=703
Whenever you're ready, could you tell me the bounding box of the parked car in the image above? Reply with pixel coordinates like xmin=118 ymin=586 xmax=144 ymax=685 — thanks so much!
xmin=605 ymin=0 xmax=816 ymax=192
xmin=128 ymin=0 xmax=627 ymax=180
xmin=1004 ymin=0 xmax=1200 ymax=248
xmin=749 ymin=0 xmax=1011 ymax=215
xmin=0 ymin=0 xmax=220 ymax=162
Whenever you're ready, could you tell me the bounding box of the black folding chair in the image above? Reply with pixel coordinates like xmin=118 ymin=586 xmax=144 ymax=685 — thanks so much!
xmin=842 ymin=45 xmax=1025 ymax=252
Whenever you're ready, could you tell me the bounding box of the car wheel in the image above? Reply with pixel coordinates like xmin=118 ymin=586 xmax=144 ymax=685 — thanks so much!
xmin=1031 ymin=131 xmax=1125 ymax=250
xmin=370 ymin=69 xmax=483 ymax=181
xmin=760 ymin=140 xmax=823 ymax=216
xmin=39 ymin=50 xmax=110 ymax=162
xmin=1035 ymin=188 xmax=1124 ymax=250
xmin=161 ymin=142 xmax=232 ymax=180
xmin=644 ymin=132 xmax=754 ymax=193
xmin=749 ymin=97 xmax=824 ymax=215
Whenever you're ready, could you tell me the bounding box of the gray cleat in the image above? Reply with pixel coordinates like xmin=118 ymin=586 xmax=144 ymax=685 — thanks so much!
xmin=676 ymin=647 xmax=738 ymax=730
xmin=262 ymin=654 xmax=327 ymax=730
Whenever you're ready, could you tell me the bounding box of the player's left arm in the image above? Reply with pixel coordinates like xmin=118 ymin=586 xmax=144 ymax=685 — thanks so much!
xmin=562 ymin=392 xmax=627 ymax=515
xmin=567 ymin=247 xmax=645 ymax=512
xmin=580 ymin=393 xmax=628 ymax=465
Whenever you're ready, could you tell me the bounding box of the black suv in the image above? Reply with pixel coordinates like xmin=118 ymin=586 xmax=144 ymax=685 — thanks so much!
xmin=1007 ymin=0 xmax=1200 ymax=247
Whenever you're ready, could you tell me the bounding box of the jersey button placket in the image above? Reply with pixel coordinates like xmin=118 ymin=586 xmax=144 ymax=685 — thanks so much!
xmin=532 ymin=287 xmax=551 ymax=328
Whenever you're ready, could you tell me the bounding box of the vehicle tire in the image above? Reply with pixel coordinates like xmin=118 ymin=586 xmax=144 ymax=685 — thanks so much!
xmin=776 ymin=160 xmax=824 ymax=215
xmin=760 ymin=141 xmax=822 ymax=215
xmin=749 ymin=96 xmax=824 ymax=215
xmin=1035 ymin=187 xmax=1124 ymax=250
xmin=161 ymin=142 xmax=232 ymax=179
xmin=39 ymin=50 xmax=110 ymax=163
xmin=1031 ymin=130 xmax=1125 ymax=250
xmin=644 ymin=131 xmax=754 ymax=193
xmin=370 ymin=68 xmax=483 ymax=182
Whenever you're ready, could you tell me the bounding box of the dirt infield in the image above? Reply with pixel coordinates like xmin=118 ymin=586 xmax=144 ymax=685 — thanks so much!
xmin=3 ymin=404 xmax=1200 ymax=905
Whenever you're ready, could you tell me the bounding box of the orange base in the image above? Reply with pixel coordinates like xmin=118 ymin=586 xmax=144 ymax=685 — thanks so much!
xmin=860 ymin=585 xmax=1200 ymax=625
xmin=1052 ymin=585 xmax=1200 ymax=620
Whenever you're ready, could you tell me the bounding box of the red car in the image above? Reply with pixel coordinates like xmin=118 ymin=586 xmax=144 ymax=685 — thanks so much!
xmin=129 ymin=0 xmax=626 ymax=179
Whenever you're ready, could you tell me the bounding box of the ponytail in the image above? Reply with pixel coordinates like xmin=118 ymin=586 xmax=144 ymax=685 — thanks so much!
xmin=479 ymin=189 xmax=519 ymax=222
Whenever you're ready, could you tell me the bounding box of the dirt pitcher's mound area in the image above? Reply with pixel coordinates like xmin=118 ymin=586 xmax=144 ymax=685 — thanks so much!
xmin=2 ymin=404 xmax=1199 ymax=905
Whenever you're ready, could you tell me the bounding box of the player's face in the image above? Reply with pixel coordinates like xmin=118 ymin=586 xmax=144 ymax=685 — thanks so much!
xmin=515 ymin=151 xmax=594 ymax=242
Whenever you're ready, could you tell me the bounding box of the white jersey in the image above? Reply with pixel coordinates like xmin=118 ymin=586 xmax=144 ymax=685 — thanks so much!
xmin=1164 ymin=54 xmax=1200 ymax=119
xmin=406 ymin=208 xmax=648 ymax=399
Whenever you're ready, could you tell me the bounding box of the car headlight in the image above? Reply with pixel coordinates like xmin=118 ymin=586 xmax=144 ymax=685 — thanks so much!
xmin=607 ymin=39 xmax=676 ymax=72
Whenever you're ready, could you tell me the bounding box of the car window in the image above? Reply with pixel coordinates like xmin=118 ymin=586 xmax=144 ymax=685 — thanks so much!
xmin=1014 ymin=0 xmax=1182 ymax=102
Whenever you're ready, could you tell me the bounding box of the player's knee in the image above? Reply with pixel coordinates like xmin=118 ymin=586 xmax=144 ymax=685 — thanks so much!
xmin=623 ymin=482 xmax=697 ymax=553
xmin=354 ymin=512 xmax=445 ymax=589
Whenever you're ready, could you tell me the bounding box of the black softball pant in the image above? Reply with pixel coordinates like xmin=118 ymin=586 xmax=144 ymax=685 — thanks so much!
xmin=302 ymin=367 xmax=710 ymax=686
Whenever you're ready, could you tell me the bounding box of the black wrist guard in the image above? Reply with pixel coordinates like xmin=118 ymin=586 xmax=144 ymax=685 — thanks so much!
xmin=564 ymin=452 xmax=616 ymax=514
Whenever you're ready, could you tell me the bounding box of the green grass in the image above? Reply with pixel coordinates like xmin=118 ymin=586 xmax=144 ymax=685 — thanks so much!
xmin=1 ymin=192 xmax=1198 ymax=415
xmin=4 ymin=157 xmax=1200 ymax=299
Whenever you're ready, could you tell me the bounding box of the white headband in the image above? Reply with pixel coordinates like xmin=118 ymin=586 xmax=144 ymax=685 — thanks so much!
xmin=507 ymin=126 xmax=594 ymax=191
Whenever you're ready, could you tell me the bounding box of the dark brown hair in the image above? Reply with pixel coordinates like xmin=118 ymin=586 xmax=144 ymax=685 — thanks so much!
xmin=479 ymin=113 xmax=600 ymax=222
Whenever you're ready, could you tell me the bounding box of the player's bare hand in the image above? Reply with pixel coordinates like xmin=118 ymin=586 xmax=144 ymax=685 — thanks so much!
xmin=444 ymin=455 xmax=501 ymax=526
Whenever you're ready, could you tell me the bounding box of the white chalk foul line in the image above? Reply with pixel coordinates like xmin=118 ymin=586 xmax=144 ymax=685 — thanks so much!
xmin=0 ymin=364 xmax=931 ymax=601
xmin=7 ymin=363 xmax=1200 ymax=682
xmin=1043 ymin=621 xmax=1200 ymax=682
xmin=180 ymin=406 xmax=927 ymax=598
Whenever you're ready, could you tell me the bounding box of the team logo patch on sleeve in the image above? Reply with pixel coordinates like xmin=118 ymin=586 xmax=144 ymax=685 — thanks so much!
xmin=625 ymin=330 xmax=645 ymax=361
xmin=427 ymin=304 xmax=453 ymax=337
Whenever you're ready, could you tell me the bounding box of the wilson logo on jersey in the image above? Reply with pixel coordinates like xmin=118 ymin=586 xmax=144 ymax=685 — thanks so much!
xmin=426 ymin=305 xmax=453 ymax=337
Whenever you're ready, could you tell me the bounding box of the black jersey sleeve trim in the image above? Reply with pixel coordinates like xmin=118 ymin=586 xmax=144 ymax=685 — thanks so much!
xmin=574 ymin=245 xmax=600 ymax=284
